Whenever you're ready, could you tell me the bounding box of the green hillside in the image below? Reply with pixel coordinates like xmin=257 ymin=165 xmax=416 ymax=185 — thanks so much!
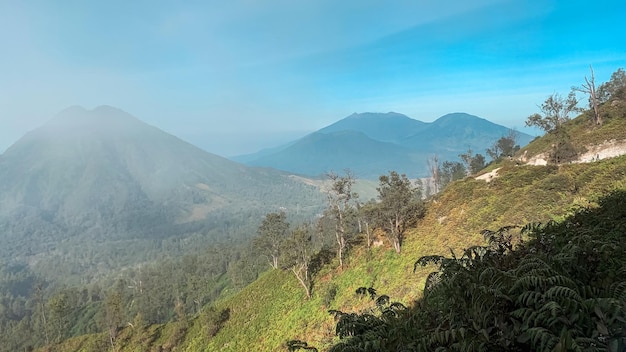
xmin=17 ymin=69 xmax=626 ymax=351
xmin=46 ymin=124 xmax=626 ymax=351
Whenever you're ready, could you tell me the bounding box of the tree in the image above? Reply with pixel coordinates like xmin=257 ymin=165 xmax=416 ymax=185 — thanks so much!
xmin=325 ymin=171 xmax=358 ymax=268
xmin=282 ymin=225 xmax=315 ymax=298
xmin=358 ymin=200 xmax=380 ymax=249
xmin=459 ymin=148 xmax=486 ymax=175
xmin=574 ymin=65 xmax=601 ymax=126
xmin=470 ymin=154 xmax=486 ymax=174
xmin=47 ymin=291 xmax=72 ymax=343
xmin=104 ymin=292 xmax=124 ymax=348
xmin=525 ymin=90 xmax=580 ymax=133
xmin=438 ymin=161 xmax=466 ymax=189
xmin=598 ymin=67 xmax=626 ymax=103
xmin=254 ymin=212 xmax=290 ymax=269
xmin=486 ymin=130 xmax=520 ymax=160
xmin=426 ymin=155 xmax=441 ymax=194
xmin=375 ymin=171 xmax=425 ymax=254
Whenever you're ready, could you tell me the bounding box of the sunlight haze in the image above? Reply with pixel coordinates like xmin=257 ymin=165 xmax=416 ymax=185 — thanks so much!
xmin=1 ymin=0 xmax=624 ymax=156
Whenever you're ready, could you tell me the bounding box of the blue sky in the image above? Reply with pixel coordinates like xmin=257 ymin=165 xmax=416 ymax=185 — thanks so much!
xmin=1 ymin=0 xmax=625 ymax=156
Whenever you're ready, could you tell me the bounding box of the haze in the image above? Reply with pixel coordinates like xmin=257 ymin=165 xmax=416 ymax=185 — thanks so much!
xmin=1 ymin=0 xmax=624 ymax=156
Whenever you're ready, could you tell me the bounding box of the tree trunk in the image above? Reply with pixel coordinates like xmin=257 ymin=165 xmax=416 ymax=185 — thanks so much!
xmin=292 ymin=267 xmax=311 ymax=299
xmin=393 ymin=240 xmax=401 ymax=254
xmin=335 ymin=206 xmax=346 ymax=269
xmin=365 ymin=221 xmax=371 ymax=249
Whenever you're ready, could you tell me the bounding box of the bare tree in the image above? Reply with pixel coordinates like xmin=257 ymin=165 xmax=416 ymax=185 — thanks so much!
xmin=359 ymin=200 xmax=380 ymax=249
xmin=426 ymin=155 xmax=440 ymax=194
xmin=574 ymin=65 xmax=601 ymax=126
xmin=283 ymin=225 xmax=314 ymax=298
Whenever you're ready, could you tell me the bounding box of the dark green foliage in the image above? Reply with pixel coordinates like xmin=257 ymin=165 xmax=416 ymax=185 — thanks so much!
xmin=328 ymin=190 xmax=626 ymax=351
xmin=328 ymin=288 xmax=407 ymax=352
xmin=286 ymin=339 xmax=318 ymax=351
xmin=549 ymin=129 xmax=581 ymax=164
xmin=487 ymin=130 xmax=521 ymax=161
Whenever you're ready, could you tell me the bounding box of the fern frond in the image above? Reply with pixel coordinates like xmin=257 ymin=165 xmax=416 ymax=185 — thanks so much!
xmin=414 ymin=255 xmax=445 ymax=271
xmin=544 ymin=285 xmax=583 ymax=302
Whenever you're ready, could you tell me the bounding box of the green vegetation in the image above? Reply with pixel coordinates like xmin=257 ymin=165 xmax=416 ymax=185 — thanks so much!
xmin=3 ymin=67 xmax=626 ymax=351
xmin=38 ymin=151 xmax=626 ymax=351
xmin=371 ymin=171 xmax=425 ymax=253
xmin=330 ymin=190 xmax=626 ymax=351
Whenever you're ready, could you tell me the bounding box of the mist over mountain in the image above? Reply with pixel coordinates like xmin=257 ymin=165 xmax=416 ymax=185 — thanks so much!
xmin=236 ymin=112 xmax=534 ymax=178
xmin=0 ymin=106 xmax=325 ymax=280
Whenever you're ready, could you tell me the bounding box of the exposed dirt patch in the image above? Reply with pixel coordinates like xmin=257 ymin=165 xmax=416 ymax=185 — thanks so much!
xmin=475 ymin=167 xmax=502 ymax=183
xmin=573 ymin=139 xmax=626 ymax=163
xmin=476 ymin=139 xmax=626 ymax=183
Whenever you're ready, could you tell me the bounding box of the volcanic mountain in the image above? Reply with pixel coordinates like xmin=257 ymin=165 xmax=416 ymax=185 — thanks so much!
xmin=0 ymin=106 xmax=324 ymax=279
xmin=236 ymin=112 xmax=534 ymax=178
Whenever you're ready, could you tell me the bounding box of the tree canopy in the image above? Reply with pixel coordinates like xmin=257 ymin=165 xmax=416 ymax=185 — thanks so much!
xmin=526 ymin=91 xmax=580 ymax=133
xmin=254 ymin=212 xmax=290 ymax=269
xmin=374 ymin=171 xmax=425 ymax=254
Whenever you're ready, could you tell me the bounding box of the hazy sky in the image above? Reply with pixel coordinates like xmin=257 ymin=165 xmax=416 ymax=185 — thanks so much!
xmin=1 ymin=0 xmax=625 ymax=156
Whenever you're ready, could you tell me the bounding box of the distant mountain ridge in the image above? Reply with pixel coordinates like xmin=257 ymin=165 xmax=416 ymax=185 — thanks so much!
xmin=318 ymin=112 xmax=428 ymax=143
xmin=235 ymin=112 xmax=533 ymax=178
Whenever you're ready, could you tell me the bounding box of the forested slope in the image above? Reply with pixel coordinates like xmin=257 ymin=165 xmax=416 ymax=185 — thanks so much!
xmin=44 ymin=151 xmax=626 ymax=351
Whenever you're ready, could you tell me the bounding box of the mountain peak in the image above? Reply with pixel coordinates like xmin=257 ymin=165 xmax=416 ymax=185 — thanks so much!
xmin=436 ymin=112 xmax=484 ymax=121
xmin=347 ymin=112 xmax=411 ymax=120
xmin=318 ymin=112 xmax=426 ymax=144
xmin=41 ymin=105 xmax=144 ymax=136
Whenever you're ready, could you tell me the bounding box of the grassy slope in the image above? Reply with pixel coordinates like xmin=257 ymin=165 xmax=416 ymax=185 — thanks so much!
xmin=521 ymin=112 xmax=626 ymax=158
xmin=48 ymin=118 xmax=626 ymax=352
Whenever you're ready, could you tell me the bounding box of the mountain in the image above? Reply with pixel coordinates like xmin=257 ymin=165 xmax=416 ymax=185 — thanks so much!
xmin=0 ymin=106 xmax=325 ymax=280
xmin=399 ymin=112 xmax=534 ymax=159
xmin=238 ymin=112 xmax=533 ymax=178
xmin=317 ymin=112 xmax=428 ymax=143
xmin=241 ymin=130 xmax=424 ymax=178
